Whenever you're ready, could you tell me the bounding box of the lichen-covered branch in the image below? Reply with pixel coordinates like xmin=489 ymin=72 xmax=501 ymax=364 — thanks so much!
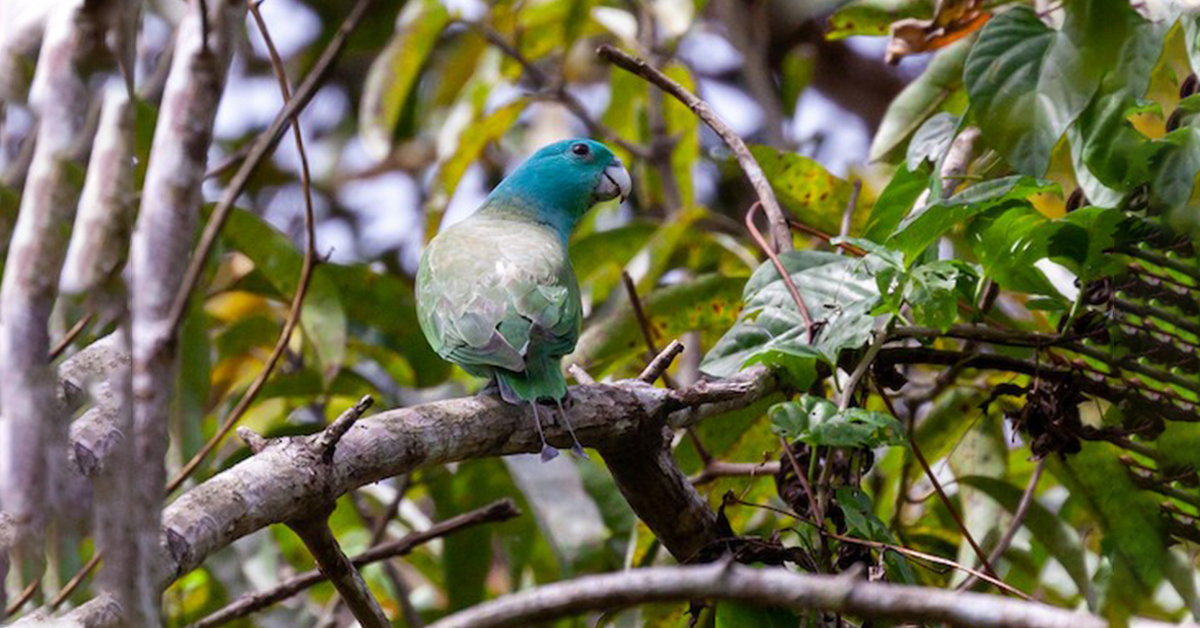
xmin=126 ymin=0 xmax=242 ymax=624
xmin=0 ymin=0 xmax=117 ymax=578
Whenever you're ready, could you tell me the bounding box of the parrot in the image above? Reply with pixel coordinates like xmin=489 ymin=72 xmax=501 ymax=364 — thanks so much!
xmin=416 ymin=138 xmax=632 ymax=461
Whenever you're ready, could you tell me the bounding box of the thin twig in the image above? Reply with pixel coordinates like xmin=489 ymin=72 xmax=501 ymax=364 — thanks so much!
xmin=165 ymin=0 xmax=328 ymax=493
xmin=746 ymin=202 xmax=814 ymax=340
xmin=47 ymin=553 xmax=101 ymax=610
xmin=838 ymin=330 xmax=884 ymax=412
xmin=568 ymin=363 xmax=596 ymax=385
xmin=958 ymin=459 xmax=1045 ymax=592
xmin=787 ymin=218 xmax=866 ymax=256
xmin=779 ymin=435 xmax=821 ymax=524
xmin=875 ymin=379 xmax=1002 ymax=583
xmin=287 ymin=517 xmax=391 ymax=628
xmin=638 ymin=340 xmax=685 ymax=384
xmin=621 ymin=271 xmax=680 ymax=388
xmin=161 ymin=0 xmax=373 ymax=342
xmin=839 ymin=179 xmax=861 ymax=240
xmin=317 ymin=395 xmax=374 ymax=463
xmin=3 ymin=579 xmax=38 ymax=616
xmin=824 ymin=532 xmax=1031 ymax=601
xmin=185 ymin=500 xmax=521 ymax=628
xmin=471 ymin=23 xmax=650 ymax=159
xmin=598 ymin=44 xmax=793 ymax=252
xmin=48 ymin=313 xmax=93 ymax=361
xmin=690 ymin=460 xmax=781 ymax=485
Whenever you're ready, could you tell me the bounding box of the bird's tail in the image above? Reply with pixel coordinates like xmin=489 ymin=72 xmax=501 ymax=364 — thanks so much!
xmin=494 ymin=357 xmax=568 ymax=404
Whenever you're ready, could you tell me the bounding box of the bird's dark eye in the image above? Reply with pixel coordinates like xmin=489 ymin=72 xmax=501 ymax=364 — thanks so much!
xmin=571 ymin=143 xmax=590 ymax=156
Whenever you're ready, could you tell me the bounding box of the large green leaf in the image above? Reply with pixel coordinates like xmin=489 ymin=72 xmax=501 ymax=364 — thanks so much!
xmin=222 ymin=209 xmax=347 ymax=383
xmin=1052 ymin=441 xmax=1200 ymax=616
xmin=888 ymin=176 xmax=1057 ymax=264
xmin=965 ymin=203 xmax=1060 ymax=296
xmin=1068 ymin=15 xmax=1165 ymax=197
xmin=965 ymin=4 xmax=1130 ymax=175
xmin=750 ymin=145 xmax=854 ymax=235
xmin=958 ymin=475 xmax=1095 ymax=609
xmin=701 ymin=251 xmax=881 ymax=385
xmin=870 ymin=38 xmax=971 ymax=162
xmin=359 ymin=0 xmax=452 ymax=159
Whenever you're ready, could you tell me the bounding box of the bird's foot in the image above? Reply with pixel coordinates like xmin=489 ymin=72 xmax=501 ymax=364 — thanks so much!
xmin=569 ymin=442 xmax=589 ymax=459
xmin=540 ymin=444 xmax=560 ymax=462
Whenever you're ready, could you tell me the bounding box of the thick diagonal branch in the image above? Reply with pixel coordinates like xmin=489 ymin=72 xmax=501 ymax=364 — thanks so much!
xmin=287 ymin=517 xmax=390 ymax=628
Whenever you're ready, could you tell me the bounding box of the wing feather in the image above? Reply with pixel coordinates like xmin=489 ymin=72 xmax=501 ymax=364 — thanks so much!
xmin=416 ymin=216 xmax=580 ymax=377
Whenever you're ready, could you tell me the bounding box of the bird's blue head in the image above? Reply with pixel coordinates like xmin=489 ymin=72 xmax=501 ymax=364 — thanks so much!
xmin=482 ymin=139 xmax=632 ymax=242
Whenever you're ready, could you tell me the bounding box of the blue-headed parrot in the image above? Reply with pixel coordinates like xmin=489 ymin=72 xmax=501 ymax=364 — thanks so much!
xmin=416 ymin=139 xmax=632 ymax=461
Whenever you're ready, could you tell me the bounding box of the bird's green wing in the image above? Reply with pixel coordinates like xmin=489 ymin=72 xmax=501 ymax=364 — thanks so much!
xmin=416 ymin=216 xmax=581 ymax=391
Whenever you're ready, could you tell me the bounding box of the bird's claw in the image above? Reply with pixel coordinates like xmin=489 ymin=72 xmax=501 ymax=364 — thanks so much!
xmin=570 ymin=443 xmax=589 ymax=459
xmin=540 ymin=445 xmax=560 ymax=463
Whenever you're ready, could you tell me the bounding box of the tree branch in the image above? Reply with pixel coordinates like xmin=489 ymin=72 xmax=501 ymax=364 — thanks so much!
xmin=185 ymin=499 xmax=520 ymax=628
xmin=424 ymin=562 xmax=1186 ymax=628
xmin=155 ymin=370 xmax=771 ymax=587
xmin=597 ymin=44 xmax=793 ymax=253
xmin=0 ymin=0 xmax=114 ymax=575
xmin=126 ymin=0 xmax=243 ymax=624
xmin=287 ymin=517 xmax=390 ymax=628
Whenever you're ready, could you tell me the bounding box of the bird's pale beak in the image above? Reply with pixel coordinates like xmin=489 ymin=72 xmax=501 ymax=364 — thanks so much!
xmin=595 ymin=159 xmax=632 ymax=204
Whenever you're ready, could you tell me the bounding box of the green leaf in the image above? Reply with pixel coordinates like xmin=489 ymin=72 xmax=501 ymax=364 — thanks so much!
xmin=715 ymin=601 xmax=796 ymax=628
xmin=701 ymin=252 xmax=882 ymax=382
xmin=825 ymin=0 xmax=933 ymax=39
xmin=1050 ymin=206 xmax=1124 ymax=281
xmin=769 ymin=396 xmax=904 ymax=448
xmin=957 ymin=475 xmax=1096 ymax=610
xmin=947 ymin=411 xmax=1006 ymax=582
xmin=750 ymin=145 xmax=855 ymax=235
xmin=359 ymin=0 xmax=452 ymax=159
xmin=437 ymin=97 xmax=529 ymax=202
xmin=906 ymin=112 xmax=958 ymax=171
xmin=965 ymin=203 xmax=1060 ymax=296
xmin=965 ymin=4 xmax=1129 ymax=175
xmin=1151 ymin=126 xmax=1200 ymax=212
xmin=221 ymin=209 xmax=347 ymax=383
xmin=1069 ymin=16 xmax=1165 ymax=197
xmin=905 ymin=260 xmax=969 ymax=332
xmin=870 ymin=38 xmax=970 ymax=162
xmin=836 ymin=487 xmax=916 ymax=583
xmin=863 ymin=162 xmax=930 ymax=243
xmin=1052 ymin=441 xmax=1200 ymax=616
xmin=769 ymin=395 xmax=836 ymax=441
xmin=888 ymin=176 xmax=1057 ymax=264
